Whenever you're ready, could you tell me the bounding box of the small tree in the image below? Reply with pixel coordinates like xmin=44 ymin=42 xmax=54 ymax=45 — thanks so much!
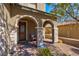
xmin=48 ymin=3 xmax=79 ymax=22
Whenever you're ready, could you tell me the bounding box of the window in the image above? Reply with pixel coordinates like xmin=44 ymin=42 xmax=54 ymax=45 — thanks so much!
xmin=20 ymin=25 xmax=25 ymax=32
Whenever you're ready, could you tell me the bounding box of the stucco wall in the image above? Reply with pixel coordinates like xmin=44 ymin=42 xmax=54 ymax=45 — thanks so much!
xmin=10 ymin=4 xmax=51 ymax=26
xmin=37 ymin=3 xmax=45 ymax=11
xmin=0 ymin=4 xmax=58 ymax=45
xmin=58 ymin=23 xmax=79 ymax=39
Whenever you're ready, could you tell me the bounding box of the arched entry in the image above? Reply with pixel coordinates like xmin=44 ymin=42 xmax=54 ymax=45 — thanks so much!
xmin=17 ymin=15 xmax=38 ymax=44
xmin=43 ymin=20 xmax=54 ymax=43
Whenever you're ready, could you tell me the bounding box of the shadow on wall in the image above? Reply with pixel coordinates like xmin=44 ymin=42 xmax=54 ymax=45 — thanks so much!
xmin=0 ymin=15 xmax=18 ymax=56
xmin=0 ymin=35 xmax=7 ymax=56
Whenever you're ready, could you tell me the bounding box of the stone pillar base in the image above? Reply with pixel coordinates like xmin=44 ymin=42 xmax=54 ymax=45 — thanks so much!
xmin=36 ymin=27 xmax=45 ymax=48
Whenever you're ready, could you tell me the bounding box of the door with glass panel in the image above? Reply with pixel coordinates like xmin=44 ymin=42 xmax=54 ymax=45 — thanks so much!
xmin=19 ymin=21 xmax=26 ymax=42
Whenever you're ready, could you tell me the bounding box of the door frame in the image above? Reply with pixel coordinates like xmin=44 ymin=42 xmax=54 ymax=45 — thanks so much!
xmin=18 ymin=20 xmax=28 ymax=43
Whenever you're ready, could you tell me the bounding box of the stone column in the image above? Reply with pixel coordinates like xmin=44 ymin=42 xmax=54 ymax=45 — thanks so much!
xmin=36 ymin=27 xmax=45 ymax=48
xmin=43 ymin=28 xmax=45 ymax=41
xmin=54 ymin=25 xmax=58 ymax=43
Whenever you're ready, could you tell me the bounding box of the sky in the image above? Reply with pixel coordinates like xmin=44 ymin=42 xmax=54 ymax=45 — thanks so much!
xmin=45 ymin=3 xmax=56 ymax=13
xmin=45 ymin=4 xmax=53 ymax=13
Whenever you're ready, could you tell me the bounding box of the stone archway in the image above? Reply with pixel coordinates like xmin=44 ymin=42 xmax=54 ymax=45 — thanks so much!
xmin=12 ymin=15 xmax=58 ymax=48
xmin=43 ymin=20 xmax=54 ymax=43
xmin=16 ymin=15 xmax=38 ymax=26
xmin=15 ymin=15 xmax=38 ymax=45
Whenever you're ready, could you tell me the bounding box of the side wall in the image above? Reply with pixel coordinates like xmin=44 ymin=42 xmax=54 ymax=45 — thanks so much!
xmin=58 ymin=23 xmax=79 ymax=39
xmin=2 ymin=4 xmax=58 ymax=45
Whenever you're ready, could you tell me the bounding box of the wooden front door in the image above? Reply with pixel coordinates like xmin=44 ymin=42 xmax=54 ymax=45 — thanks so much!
xmin=19 ymin=21 xmax=26 ymax=42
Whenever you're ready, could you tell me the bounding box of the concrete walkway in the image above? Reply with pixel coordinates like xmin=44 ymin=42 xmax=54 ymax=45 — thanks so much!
xmin=59 ymin=37 xmax=79 ymax=47
xmin=54 ymin=43 xmax=79 ymax=56
xmin=11 ymin=40 xmax=79 ymax=56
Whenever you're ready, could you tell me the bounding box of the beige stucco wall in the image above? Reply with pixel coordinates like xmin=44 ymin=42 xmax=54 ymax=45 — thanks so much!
xmin=8 ymin=4 xmax=52 ymax=27
xmin=19 ymin=3 xmax=45 ymax=12
xmin=0 ymin=4 xmax=58 ymax=44
xmin=2 ymin=4 xmax=52 ymax=43
xmin=37 ymin=3 xmax=45 ymax=11
xmin=58 ymin=23 xmax=79 ymax=39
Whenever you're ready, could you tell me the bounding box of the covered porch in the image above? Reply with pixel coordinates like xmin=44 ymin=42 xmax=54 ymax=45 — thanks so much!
xmin=14 ymin=15 xmax=58 ymax=48
xmin=8 ymin=4 xmax=58 ymax=48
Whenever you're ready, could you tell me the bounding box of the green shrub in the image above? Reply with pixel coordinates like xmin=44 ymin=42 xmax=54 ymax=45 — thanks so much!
xmin=37 ymin=48 xmax=52 ymax=56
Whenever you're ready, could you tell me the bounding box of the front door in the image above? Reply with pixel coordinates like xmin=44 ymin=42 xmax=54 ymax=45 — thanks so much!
xmin=18 ymin=21 xmax=26 ymax=42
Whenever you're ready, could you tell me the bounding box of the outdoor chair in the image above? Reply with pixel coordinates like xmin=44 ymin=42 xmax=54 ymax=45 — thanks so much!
xmin=30 ymin=32 xmax=37 ymax=41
